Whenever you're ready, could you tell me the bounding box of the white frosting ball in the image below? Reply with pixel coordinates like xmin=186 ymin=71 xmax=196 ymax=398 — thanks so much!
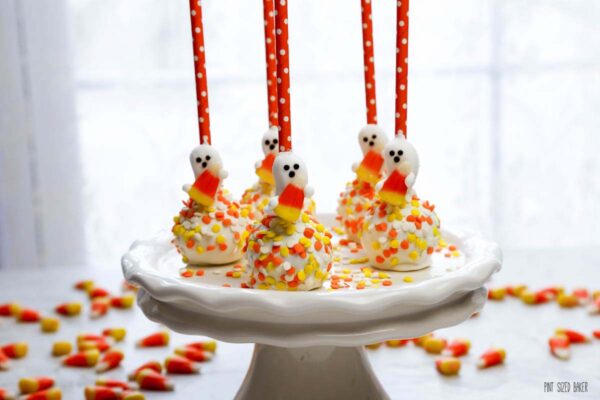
xmin=245 ymin=213 xmax=333 ymax=291
xmin=172 ymin=190 xmax=250 ymax=265
xmin=336 ymin=179 xmax=377 ymax=242
xmin=362 ymin=195 xmax=441 ymax=271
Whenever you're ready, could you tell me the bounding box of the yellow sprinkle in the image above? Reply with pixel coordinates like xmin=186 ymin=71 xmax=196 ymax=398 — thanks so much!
xmin=322 ymin=236 xmax=331 ymax=245
xmin=280 ymin=246 xmax=290 ymax=257
xmin=411 ymin=208 xmax=420 ymax=216
xmin=345 ymin=206 xmax=353 ymax=215
xmin=266 ymin=276 xmax=276 ymax=285
xmin=417 ymin=239 xmax=428 ymax=250
xmin=452 ymin=251 xmax=460 ymax=257
xmin=438 ymin=238 xmax=447 ymax=247
xmin=342 ymin=268 xmax=351 ymax=274
xmin=407 ymin=233 xmax=416 ymax=243
xmin=173 ymin=216 xmax=180 ymax=223
xmin=332 ymin=226 xmax=344 ymax=235
xmin=182 ymin=256 xmax=189 ymax=263
xmin=240 ymin=208 xmax=250 ymax=218
xmin=371 ymin=279 xmax=380 ymax=284
xmin=275 ymin=282 xmax=287 ymax=290
xmin=378 ymin=272 xmax=390 ymax=279
xmin=194 ymin=246 xmax=204 ymax=254
xmin=390 ymin=239 xmax=399 ymax=249
xmin=298 ymin=270 xmax=306 ymax=281
xmin=371 ymin=241 xmax=381 ymax=250
xmin=387 ymin=214 xmax=395 ymax=222
xmin=212 ymin=224 xmax=221 ymax=233
xmin=333 ymin=256 xmax=341 ymax=263
xmin=232 ymin=271 xmax=242 ymax=278
xmin=390 ymin=257 xmax=399 ymax=266
xmin=216 ymin=235 xmax=226 ymax=244
xmin=350 ymin=257 xmax=369 ymax=265
xmin=315 ymin=269 xmax=324 ymax=280
xmin=408 ymin=251 xmax=419 ymax=260
xmin=411 ymin=199 xmax=419 ymax=207
xmin=183 ymin=231 xmax=194 ymax=241
xmin=316 ymin=224 xmax=325 ymax=233
xmin=258 ymin=283 xmax=270 ymax=290
xmin=286 ymin=225 xmax=296 ymax=235
xmin=403 ymin=275 xmax=414 ymax=283
xmin=301 ymin=214 xmax=310 ymax=223
xmin=299 ymin=237 xmax=311 ymax=248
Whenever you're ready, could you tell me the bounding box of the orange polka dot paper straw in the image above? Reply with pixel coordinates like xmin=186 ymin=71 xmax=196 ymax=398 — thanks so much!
xmin=263 ymin=0 xmax=279 ymax=128
xmin=361 ymin=0 xmax=377 ymax=124
xmin=395 ymin=0 xmax=409 ymax=137
xmin=189 ymin=0 xmax=211 ymax=145
xmin=274 ymin=0 xmax=292 ymax=151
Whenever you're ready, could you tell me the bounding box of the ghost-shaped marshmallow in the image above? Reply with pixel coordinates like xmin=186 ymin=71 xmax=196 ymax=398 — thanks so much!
xmin=376 ymin=135 xmax=419 ymax=207
xmin=254 ymin=127 xmax=279 ymax=186
xmin=185 ymin=144 xmax=228 ymax=207
xmin=269 ymin=152 xmax=314 ymax=222
xmin=352 ymin=124 xmax=388 ymax=184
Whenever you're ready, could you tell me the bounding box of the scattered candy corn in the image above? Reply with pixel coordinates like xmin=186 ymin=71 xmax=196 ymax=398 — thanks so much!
xmin=78 ymin=339 xmax=110 ymax=353
xmin=435 ymin=357 xmax=461 ymax=376
xmin=174 ymin=347 xmax=213 ymax=362
xmin=0 ymin=302 xmax=21 ymax=317
xmin=2 ymin=342 xmax=28 ymax=358
xmin=487 ymin=287 xmax=506 ymax=301
xmin=365 ymin=343 xmax=383 ymax=350
xmin=85 ymin=386 xmax=144 ymax=400
xmin=593 ymin=330 xmax=600 ymax=340
xmin=412 ymin=333 xmax=433 ymax=347
xmin=0 ymin=349 xmax=10 ymax=370
xmin=165 ymin=355 xmax=199 ymax=374
xmin=122 ymin=281 xmax=138 ymax=292
xmin=17 ymin=308 xmax=40 ymax=323
xmin=539 ymin=286 xmax=563 ymax=298
xmin=549 ymin=334 xmax=570 ymax=360
xmin=135 ymin=369 xmax=174 ymax=391
xmin=184 ymin=340 xmax=217 ymax=353
xmin=77 ymin=333 xmax=104 ymax=343
xmin=520 ymin=290 xmax=552 ymax=305
xmin=19 ymin=377 xmax=54 ymax=394
xmin=88 ymin=287 xmax=110 ymax=299
xmin=95 ymin=379 xmax=138 ymax=391
xmin=20 ymin=388 xmax=61 ymax=400
xmin=90 ymin=298 xmax=111 ymax=319
xmin=40 ymin=317 xmax=60 ymax=333
xmin=442 ymin=339 xmax=471 ymax=357
xmin=136 ymin=331 xmax=169 ymax=348
xmin=385 ymin=339 xmax=408 ymax=348
xmin=55 ymin=302 xmax=82 ymax=317
xmin=506 ymin=285 xmax=527 ymax=297
xmin=424 ymin=337 xmax=447 ymax=354
xmin=74 ymin=280 xmax=95 ymax=291
xmin=556 ymin=293 xmax=579 ymax=308
xmin=102 ymin=328 xmax=127 ymax=342
xmin=63 ymin=349 xmax=100 ymax=367
xmin=0 ymin=388 xmax=15 ymax=400
xmin=572 ymin=288 xmax=590 ymax=304
xmin=110 ymin=295 xmax=134 ymax=309
xmin=477 ymin=348 xmax=506 ymax=368
xmin=96 ymin=349 xmax=124 ymax=373
xmin=51 ymin=341 xmax=72 ymax=357
xmin=127 ymin=361 xmax=162 ymax=381
xmin=555 ymin=329 xmax=589 ymax=344
xmin=588 ymin=297 xmax=600 ymax=315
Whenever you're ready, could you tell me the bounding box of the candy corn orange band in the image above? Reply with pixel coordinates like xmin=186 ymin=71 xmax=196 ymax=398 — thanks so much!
xmin=189 ymin=0 xmax=211 ymax=144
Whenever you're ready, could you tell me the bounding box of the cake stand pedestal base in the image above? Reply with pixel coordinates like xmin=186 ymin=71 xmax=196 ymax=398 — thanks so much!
xmin=236 ymin=344 xmax=387 ymax=400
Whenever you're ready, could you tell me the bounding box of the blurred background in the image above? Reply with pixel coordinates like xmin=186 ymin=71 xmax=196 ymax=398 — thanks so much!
xmin=1 ymin=0 xmax=599 ymax=270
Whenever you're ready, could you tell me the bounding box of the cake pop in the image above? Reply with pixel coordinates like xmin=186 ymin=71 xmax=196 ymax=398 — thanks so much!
xmin=244 ymin=152 xmax=333 ymax=290
xmin=337 ymin=124 xmax=388 ymax=242
xmin=172 ymin=144 xmax=249 ymax=265
xmin=362 ymin=135 xmax=441 ymax=271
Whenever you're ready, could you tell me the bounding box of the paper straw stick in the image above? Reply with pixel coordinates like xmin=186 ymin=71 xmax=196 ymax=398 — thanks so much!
xmin=189 ymin=0 xmax=211 ymax=144
xmin=263 ymin=0 xmax=279 ymax=128
xmin=274 ymin=0 xmax=292 ymax=152
xmin=395 ymin=0 xmax=409 ymax=137
xmin=361 ymin=0 xmax=377 ymax=124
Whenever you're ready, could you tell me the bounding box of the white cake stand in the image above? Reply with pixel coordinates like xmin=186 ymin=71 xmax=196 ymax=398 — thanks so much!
xmin=122 ymin=222 xmax=501 ymax=400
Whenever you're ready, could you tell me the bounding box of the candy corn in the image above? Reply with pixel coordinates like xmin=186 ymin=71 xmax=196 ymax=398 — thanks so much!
xmin=412 ymin=333 xmax=434 ymax=347
xmin=539 ymin=286 xmax=563 ymax=298
xmin=110 ymin=295 xmax=134 ymax=309
xmin=0 ymin=349 xmax=10 ymax=370
xmin=549 ymin=335 xmax=570 ymax=360
xmin=588 ymin=297 xmax=600 ymax=315
xmin=174 ymin=347 xmax=213 ymax=362
xmin=0 ymin=302 xmax=21 ymax=317
xmin=135 ymin=369 xmax=174 ymax=391
xmin=127 ymin=361 xmax=162 ymax=381
xmin=184 ymin=340 xmax=217 ymax=353
xmin=55 ymin=302 xmax=82 ymax=317
xmin=506 ymin=284 xmax=527 ymax=297
xmin=90 ymin=298 xmax=111 ymax=319
xmin=435 ymin=357 xmax=461 ymax=376
xmin=102 ymin=328 xmax=126 ymax=342
xmin=0 ymin=388 xmax=15 ymax=400
xmin=520 ymin=290 xmax=552 ymax=305
xmin=442 ymin=339 xmax=471 ymax=357
xmin=20 ymin=388 xmax=61 ymax=400
xmin=356 ymin=151 xmax=385 ymax=185
xmin=136 ymin=332 xmax=169 ymax=348
xmin=385 ymin=339 xmax=408 ymax=348
xmin=17 ymin=308 xmax=40 ymax=322
xmin=19 ymin=377 xmax=54 ymax=394
xmin=273 ymin=184 xmax=305 ymax=222
xmin=95 ymin=379 xmax=138 ymax=391
xmin=487 ymin=287 xmax=506 ymax=301
xmin=2 ymin=342 xmax=28 ymax=358
xmin=423 ymin=337 xmax=447 ymax=354
xmin=74 ymin=280 xmax=95 ymax=291
xmin=51 ymin=341 xmax=72 ymax=357
xmin=555 ymin=328 xmax=589 ymax=344
xmin=40 ymin=317 xmax=60 ymax=333
xmin=85 ymin=386 xmax=144 ymax=400
xmin=77 ymin=333 xmax=104 ymax=343
xmin=572 ymin=288 xmax=590 ymax=304
xmin=556 ymin=293 xmax=579 ymax=308
xmin=79 ymin=340 xmax=110 ymax=353
xmin=365 ymin=343 xmax=383 ymax=350
xmin=477 ymin=348 xmax=506 ymax=368
xmin=164 ymin=355 xmax=199 ymax=374
xmin=96 ymin=349 xmax=124 ymax=373
xmin=63 ymin=349 xmax=99 ymax=367
xmin=122 ymin=281 xmax=138 ymax=292
xmin=88 ymin=287 xmax=110 ymax=299
xmin=593 ymin=330 xmax=600 ymax=340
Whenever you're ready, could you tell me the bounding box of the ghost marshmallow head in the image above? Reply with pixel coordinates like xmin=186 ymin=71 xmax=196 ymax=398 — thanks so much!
xmin=358 ymin=124 xmax=388 ymax=156
xmin=261 ymin=127 xmax=280 ymax=156
xmin=256 ymin=127 xmax=280 ymax=185
xmin=271 ymin=152 xmax=312 ymax=222
xmin=377 ymin=136 xmax=419 ymax=206
xmin=188 ymin=144 xmax=227 ymax=207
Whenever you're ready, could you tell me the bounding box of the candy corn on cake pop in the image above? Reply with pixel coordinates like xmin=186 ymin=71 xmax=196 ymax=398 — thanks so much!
xmin=362 ymin=135 xmax=441 ymax=271
xmin=245 ymin=152 xmax=333 ymax=291
xmin=172 ymin=144 xmax=250 ymax=265
xmin=337 ymin=125 xmax=388 ymax=242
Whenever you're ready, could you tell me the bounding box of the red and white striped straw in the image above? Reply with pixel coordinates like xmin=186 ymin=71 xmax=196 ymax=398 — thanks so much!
xmin=263 ymin=0 xmax=279 ymax=128
xmin=361 ymin=0 xmax=377 ymax=125
xmin=274 ymin=0 xmax=292 ymax=152
xmin=189 ymin=0 xmax=211 ymax=144
xmin=395 ymin=0 xmax=409 ymax=137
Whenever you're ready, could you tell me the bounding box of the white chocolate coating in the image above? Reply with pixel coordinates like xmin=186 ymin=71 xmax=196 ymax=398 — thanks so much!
xmin=336 ymin=179 xmax=377 ymax=242
xmin=245 ymin=213 xmax=333 ymax=291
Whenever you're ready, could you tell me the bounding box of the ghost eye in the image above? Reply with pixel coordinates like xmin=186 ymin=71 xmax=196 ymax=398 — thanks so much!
xmin=398 ymin=150 xmax=404 ymax=156
xmin=293 ymin=164 xmax=299 ymax=170
xmin=206 ymin=155 xmax=211 ymax=161
xmin=372 ymin=134 xmax=376 ymax=139
xmin=273 ymin=139 xmax=278 ymax=144
xmin=195 ymin=157 xmax=202 ymax=163
xmin=284 ymin=165 xmax=290 ymax=171
xmin=363 ymin=137 xmax=368 ymax=142
xmin=265 ymin=140 xmax=270 ymax=145
xmin=389 ymin=151 xmax=395 ymax=156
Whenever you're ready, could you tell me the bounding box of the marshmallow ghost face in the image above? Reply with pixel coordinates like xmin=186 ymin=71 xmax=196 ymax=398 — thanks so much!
xmin=189 ymin=144 xmax=223 ymax=178
xmin=261 ymin=127 xmax=280 ymax=156
xmin=273 ymin=152 xmax=308 ymax=195
xmin=358 ymin=124 xmax=388 ymax=156
xmin=383 ymin=136 xmax=419 ymax=177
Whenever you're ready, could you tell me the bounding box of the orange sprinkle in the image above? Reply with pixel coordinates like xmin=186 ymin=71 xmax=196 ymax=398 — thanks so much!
xmin=186 ymin=239 xmax=194 ymax=249
xmin=180 ymin=270 xmax=193 ymax=278
xmin=400 ymin=240 xmax=409 ymax=250
xmin=223 ymin=219 xmax=232 ymax=227
xmin=389 ymin=230 xmax=397 ymax=238
xmin=215 ymin=211 xmax=225 ymax=220
xmin=293 ymin=243 xmax=304 ymax=254
xmin=202 ymin=215 xmax=211 ymax=224
xmin=196 ymin=269 xmax=205 ymax=276
xmin=303 ymin=228 xmax=315 ymax=239
xmin=218 ymin=243 xmax=228 ymax=251
xmin=382 ymin=280 xmax=393 ymax=286
xmin=314 ymin=241 xmax=323 ymax=251
xmin=449 ymin=245 xmax=457 ymax=251
xmin=427 ymin=247 xmax=433 ymax=254
xmin=206 ymin=245 xmax=216 ymax=251
xmin=222 ymin=284 xmax=231 ymax=288
xmin=375 ymin=223 xmax=388 ymax=232
xmin=375 ymin=256 xmax=385 ymax=263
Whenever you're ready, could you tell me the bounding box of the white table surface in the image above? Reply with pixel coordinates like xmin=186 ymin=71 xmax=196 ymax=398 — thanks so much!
xmin=0 ymin=247 xmax=599 ymax=399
